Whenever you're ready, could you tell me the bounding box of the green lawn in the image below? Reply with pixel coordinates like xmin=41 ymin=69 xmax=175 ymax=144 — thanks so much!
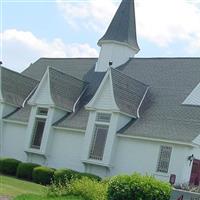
xmin=14 ymin=194 xmax=84 ymax=200
xmin=0 ymin=175 xmax=83 ymax=200
xmin=0 ymin=175 xmax=45 ymax=197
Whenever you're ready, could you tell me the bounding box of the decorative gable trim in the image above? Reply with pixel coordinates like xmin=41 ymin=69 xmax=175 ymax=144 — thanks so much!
xmin=183 ymin=82 xmax=200 ymax=106
xmin=28 ymin=67 xmax=54 ymax=106
xmin=85 ymin=69 xmax=119 ymax=111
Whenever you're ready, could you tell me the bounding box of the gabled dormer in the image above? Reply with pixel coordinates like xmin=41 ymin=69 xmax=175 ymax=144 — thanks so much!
xmin=83 ymin=68 xmax=148 ymax=171
xmin=86 ymin=68 xmax=149 ymax=118
xmin=25 ymin=67 xmax=88 ymax=158
xmin=95 ymin=0 xmax=140 ymax=72
xmin=28 ymin=67 xmax=87 ymax=111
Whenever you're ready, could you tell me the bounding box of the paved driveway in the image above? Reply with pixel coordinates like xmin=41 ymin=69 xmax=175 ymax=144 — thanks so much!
xmin=0 ymin=197 xmax=11 ymax=200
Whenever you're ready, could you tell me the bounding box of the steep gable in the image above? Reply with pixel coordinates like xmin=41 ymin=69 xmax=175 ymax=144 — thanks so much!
xmin=29 ymin=67 xmax=88 ymax=111
xmin=28 ymin=68 xmax=54 ymax=106
xmin=86 ymin=71 xmax=119 ymax=111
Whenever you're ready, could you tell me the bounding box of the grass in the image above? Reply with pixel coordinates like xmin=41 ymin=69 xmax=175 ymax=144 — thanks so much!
xmin=14 ymin=194 xmax=84 ymax=200
xmin=0 ymin=175 xmax=84 ymax=200
xmin=0 ymin=175 xmax=45 ymax=197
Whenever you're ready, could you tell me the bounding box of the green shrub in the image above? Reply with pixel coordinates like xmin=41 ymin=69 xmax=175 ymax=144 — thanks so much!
xmin=107 ymin=173 xmax=172 ymax=200
xmin=66 ymin=177 xmax=108 ymax=200
xmin=54 ymin=169 xmax=80 ymax=185
xmin=0 ymin=158 xmax=21 ymax=176
xmin=79 ymin=172 xmax=102 ymax=182
xmin=16 ymin=162 xmax=40 ymax=180
xmin=32 ymin=166 xmax=55 ymax=185
xmin=54 ymin=169 xmax=102 ymax=185
xmin=0 ymin=158 xmax=3 ymax=172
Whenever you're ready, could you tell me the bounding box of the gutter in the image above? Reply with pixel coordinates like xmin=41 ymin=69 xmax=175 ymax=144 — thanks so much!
xmin=137 ymin=86 xmax=150 ymax=118
xmin=117 ymin=134 xmax=197 ymax=147
xmin=72 ymin=86 xmax=88 ymax=112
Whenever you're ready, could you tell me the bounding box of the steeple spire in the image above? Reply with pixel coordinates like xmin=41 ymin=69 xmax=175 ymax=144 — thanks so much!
xmin=98 ymin=0 xmax=140 ymax=53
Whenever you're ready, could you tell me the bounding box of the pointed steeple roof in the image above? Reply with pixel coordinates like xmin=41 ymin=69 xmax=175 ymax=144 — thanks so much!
xmin=98 ymin=0 xmax=140 ymax=53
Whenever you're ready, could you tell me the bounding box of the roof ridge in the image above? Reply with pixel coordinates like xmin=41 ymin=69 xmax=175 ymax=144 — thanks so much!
xmin=48 ymin=66 xmax=88 ymax=85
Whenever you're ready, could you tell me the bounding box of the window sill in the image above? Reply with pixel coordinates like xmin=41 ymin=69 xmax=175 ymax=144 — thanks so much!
xmin=153 ymin=172 xmax=170 ymax=178
xmin=25 ymin=148 xmax=46 ymax=158
xmin=82 ymin=159 xmax=112 ymax=168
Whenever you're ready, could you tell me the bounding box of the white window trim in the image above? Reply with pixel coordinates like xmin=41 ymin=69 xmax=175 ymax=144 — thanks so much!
xmin=156 ymin=145 xmax=172 ymax=174
xmin=88 ymin=112 xmax=112 ymax=162
xmin=30 ymin=107 xmax=48 ymax=150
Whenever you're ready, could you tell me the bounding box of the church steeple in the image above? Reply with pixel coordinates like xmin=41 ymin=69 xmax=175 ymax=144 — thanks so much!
xmin=98 ymin=0 xmax=139 ymax=53
xmin=95 ymin=0 xmax=140 ymax=72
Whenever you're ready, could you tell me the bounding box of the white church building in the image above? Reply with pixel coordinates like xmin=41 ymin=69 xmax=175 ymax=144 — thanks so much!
xmin=1 ymin=0 xmax=200 ymax=185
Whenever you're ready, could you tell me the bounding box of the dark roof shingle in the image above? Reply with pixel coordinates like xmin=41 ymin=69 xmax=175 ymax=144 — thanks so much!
xmin=111 ymin=68 xmax=148 ymax=117
xmin=0 ymin=67 xmax=38 ymax=107
xmin=48 ymin=67 xmax=87 ymax=111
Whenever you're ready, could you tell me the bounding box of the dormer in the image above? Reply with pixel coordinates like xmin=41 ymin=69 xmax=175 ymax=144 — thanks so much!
xmin=25 ymin=67 xmax=88 ymax=157
xmin=83 ymin=68 xmax=149 ymax=169
xmin=95 ymin=0 xmax=140 ymax=72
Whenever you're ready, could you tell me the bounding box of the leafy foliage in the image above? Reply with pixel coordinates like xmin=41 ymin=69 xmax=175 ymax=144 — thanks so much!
xmin=54 ymin=168 xmax=102 ymax=185
xmin=107 ymin=173 xmax=172 ymax=200
xmin=79 ymin=172 xmax=102 ymax=182
xmin=54 ymin=169 xmax=79 ymax=185
xmin=16 ymin=162 xmax=40 ymax=181
xmin=66 ymin=177 xmax=108 ymax=200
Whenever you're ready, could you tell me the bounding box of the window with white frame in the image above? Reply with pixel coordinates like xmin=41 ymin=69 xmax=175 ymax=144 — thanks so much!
xmin=31 ymin=108 xmax=48 ymax=149
xmin=157 ymin=146 xmax=172 ymax=173
xmin=89 ymin=113 xmax=111 ymax=161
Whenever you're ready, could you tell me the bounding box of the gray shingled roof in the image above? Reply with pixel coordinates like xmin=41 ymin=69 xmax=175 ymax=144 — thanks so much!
xmin=4 ymin=105 xmax=32 ymax=122
xmin=0 ymin=67 xmax=38 ymax=107
xmin=22 ymin=58 xmax=97 ymax=81
xmin=48 ymin=67 xmax=87 ymax=111
xmin=5 ymin=57 xmax=200 ymax=144
xmin=111 ymin=68 xmax=148 ymax=117
xmin=98 ymin=0 xmax=140 ymax=52
xmin=117 ymin=58 xmax=200 ymax=143
xmin=54 ymin=108 xmax=89 ymax=130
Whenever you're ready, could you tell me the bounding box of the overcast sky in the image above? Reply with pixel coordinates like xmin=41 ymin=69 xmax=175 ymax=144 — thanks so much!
xmin=1 ymin=0 xmax=200 ymax=72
